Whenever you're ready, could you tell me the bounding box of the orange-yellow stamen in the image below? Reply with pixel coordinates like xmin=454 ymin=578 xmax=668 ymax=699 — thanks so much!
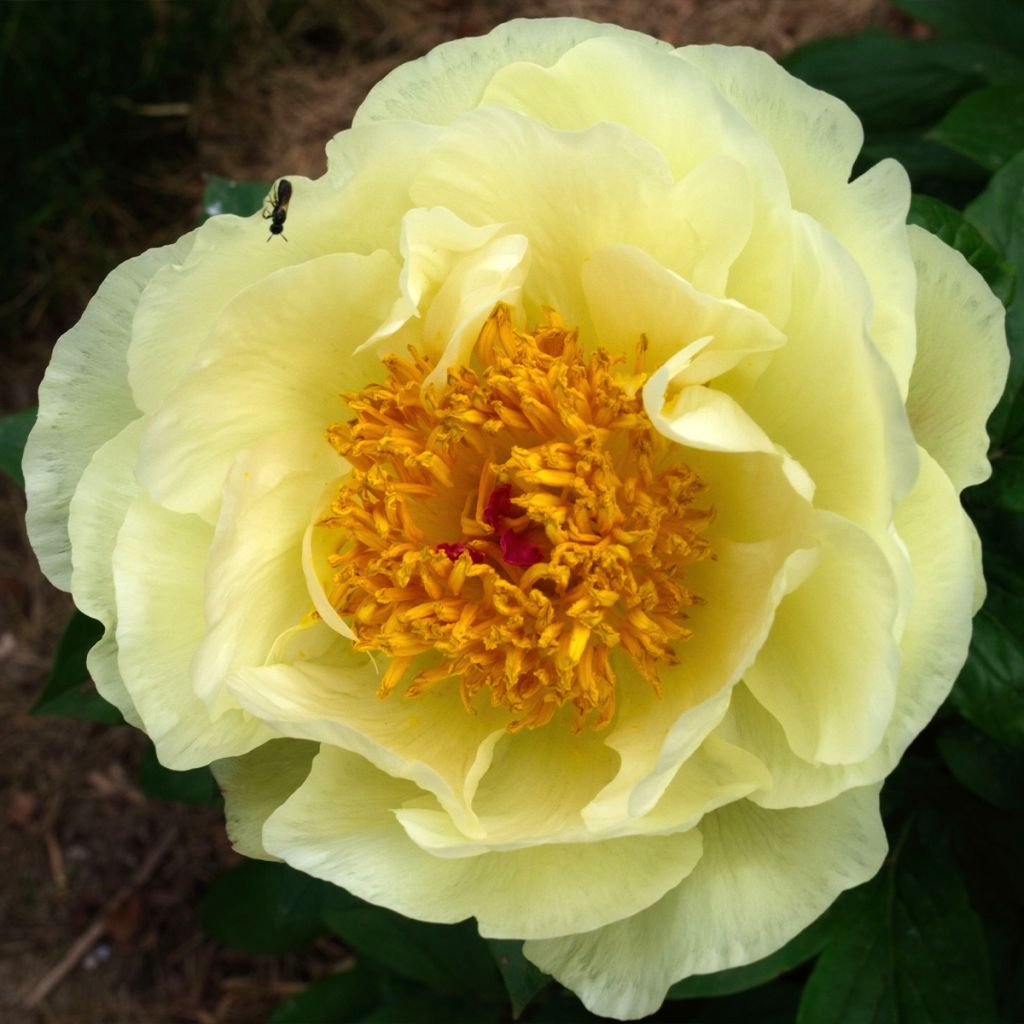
xmin=321 ymin=304 xmax=713 ymax=731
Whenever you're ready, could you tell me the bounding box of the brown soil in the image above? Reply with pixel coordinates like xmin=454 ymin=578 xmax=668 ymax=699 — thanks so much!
xmin=1 ymin=2 xmax=910 ymax=1021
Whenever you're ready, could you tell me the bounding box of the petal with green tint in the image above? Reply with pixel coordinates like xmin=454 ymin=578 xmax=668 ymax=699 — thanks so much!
xmin=112 ymin=496 xmax=274 ymax=769
xmin=525 ymin=785 xmax=886 ymax=1021
xmin=722 ymin=447 xmax=979 ymax=808
xmin=352 ymin=18 xmax=664 ymax=128
xmin=408 ymin=108 xmax=752 ymax=338
xmin=582 ymin=245 xmax=785 ymax=395
xmin=66 ymin=419 xmax=145 ymax=726
xmin=743 ymin=214 xmax=918 ymax=535
xmin=582 ymin=537 xmax=812 ymax=830
xmin=137 ymin=250 xmax=399 ymax=523
xmin=679 ymin=47 xmax=916 ymax=394
xmin=263 ymin=745 xmax=704 ymax=941
xmin=358 ymin=206 xmax=529 ymax=387
xmin=190 ymin=429 xmax=345 ymax=708
xmin=227 ymin=656 xmax=508 ymax=838
xmin=24 ymin=232 xmax=194 ymax=589
xmin=906 ymin=226 xmax=1008 ymax=493
xmin=213 ymin=739 xmax=319 ymax=861
xmin=744 ymin=511 xmax=901 ymax=765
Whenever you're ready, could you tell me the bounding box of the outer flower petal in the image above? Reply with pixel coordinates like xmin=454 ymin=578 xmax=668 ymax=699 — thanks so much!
xmin=409 ymin=107 xmax=753 ymax=333
xmin=906 ymin=226 xmax=1009 ymax=492
xmin=743 ymin=213 xmax=918 ymax=533
xmin=525 ymin=785 xmax=886 ymax=1020
xmin=262 ymin=745 xmax=705 ymax=940
xmin=353 ymin=18 xmax=665 ymax=128
xmin=137 ymin=250 xmax=399 ymax=522
xmin=227 ymin=657 xmax=508 ymax=837
xmin=112 ymin=496 xmax=274 ymax=769
xmin=213 ymin=739 xmax=318 ymax=861
xmin=721 ymin=447 xmax=979 ymax=808
xmin=24 ymin=232 xmax=194 ymax=588
xmin=743 ymin=511 xmax=901 ymax=765
xmin=190 ymin=430 xmax=345 ymax=708
xmin=677 ymin=46 xmax=916 ymax=395
xmin=582 ymin=245 xmax=786 ymax=394
xmin=67 ymin=420 xmax=146 ymax=726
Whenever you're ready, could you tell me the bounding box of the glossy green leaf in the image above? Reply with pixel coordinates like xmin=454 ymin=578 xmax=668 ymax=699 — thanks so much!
xmin=797 ymin=829 xmax=998 ymax=1024
xmin=966 ymin=151 xmax=1024 ymax=448
xmin=268 ymin=967 xmax=379 ymax=1024
xmin=488 ymin=940 xmax=548 ymax=1018
xmin=137 ymin=741 xmax=220 ymax=805
xmin=938 ymin=719 xmax=1024 ymax=811
xmin=890 ymin=0 xmax=1024 ymax=66
xmin=908 ymin=194 xmax=1016 ymax=305
xmin=31 ymin=610 xmax=123 ymax=724
xmin=783 ymin=32 xmax=989 ymax=132
xmin=0 ymin=405 xmax=36 ymax=488
xmin=950 ymin=607 xmax=1024 ymax=750
xmin=985 ymin=454 xmax=1024 ymax=512
xmin=667 ymin=900 xmax=840 ymax=1000
xmin=323 ymin=905 xmax=500 ymax=999
xmin=201 ymin=175 xmax=270 ymax=223
xmin=200 ymin=860 xmax=335 ymax=954
xmin=687 ymin=983 xmax=803 ymax=1024
xmin=931 ymin=88 xmax=1024 ymax=171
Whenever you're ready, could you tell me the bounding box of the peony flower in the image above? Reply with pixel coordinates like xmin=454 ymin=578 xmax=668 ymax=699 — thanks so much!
xmin=25 ymin=18 xmax=1008 ymax=1019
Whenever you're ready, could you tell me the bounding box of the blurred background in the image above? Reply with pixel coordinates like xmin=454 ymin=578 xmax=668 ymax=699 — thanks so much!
xmin=0 ymin=2 xmax=968 ymax=1021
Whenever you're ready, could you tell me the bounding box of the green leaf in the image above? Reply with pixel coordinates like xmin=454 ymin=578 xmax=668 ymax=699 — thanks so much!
xmin=908 ymin=194 xmax=1016 ymax=305
xmin=797 ymin=828 xmax=998 ymax=1024
xmin=268 ymin=968 xmax=379 ymax=1024
xmin=938 ymin=719 xmax=1024 ymax=811
xmin=201 ymin=175 xmax=271 ymax=223
xmin=323 ymin=905 xmax=501 ymax=999
xmin=783 ymin=32 xmax=991 ymax=133
xmin=687 ymin=983 xmax=803 ymax=1024
xmin=931 ymin=88 xmax=1024 ymax=171
xmin=137 ymin=741 xmax=220 ymax=805
xmin=0 ymin=405 xmax=36 ymax=488
xmin=31 ymin=610 xmax=123 ymax=724
xmin=965 ymin=151 xmax=1024 ymax=447
xmin=950 ymin=607 xmax=1024 ymax=750
xmin=200 ymin=860 xmax=334 ymax=954
xmin=890 ymin=0 xmax=1024 ymax=66
xmin=487 ymin=940 xmax=548 ymax=1018
xmin=985 ymin=454 xmax=1024 ymax=512
xmin=667 ymin=900 xmax=840 ymax=1000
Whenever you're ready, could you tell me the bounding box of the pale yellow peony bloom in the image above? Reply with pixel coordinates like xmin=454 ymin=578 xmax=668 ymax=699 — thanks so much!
xmin=25 ymin=19 xmax=1008 ymax=1019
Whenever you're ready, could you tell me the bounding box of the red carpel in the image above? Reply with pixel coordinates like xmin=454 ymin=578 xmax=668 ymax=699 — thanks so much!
xmin=436 ymin=542 xmax=485 ymax=564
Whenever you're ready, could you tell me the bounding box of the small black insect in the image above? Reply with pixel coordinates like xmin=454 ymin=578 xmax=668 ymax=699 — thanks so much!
xmin=263 ymin=178 xmax=292 ymax=241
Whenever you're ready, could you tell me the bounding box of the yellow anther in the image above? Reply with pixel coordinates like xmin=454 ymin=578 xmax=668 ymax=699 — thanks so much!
xmin=320 ymin=304 xmax=713 ymax=732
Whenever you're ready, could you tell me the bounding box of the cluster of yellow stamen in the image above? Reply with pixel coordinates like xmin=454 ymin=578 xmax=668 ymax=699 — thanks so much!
xmin=320 ymin=304 xmax=713 ymax=731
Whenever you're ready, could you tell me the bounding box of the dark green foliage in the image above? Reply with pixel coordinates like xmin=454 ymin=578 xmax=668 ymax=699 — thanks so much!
xmin=797 ymin=826 xmax=998 ymax=1024
xmin=932 ymin=88 xmax=1024 ymax=171
xmin=322 ymin=905 xmax=501 ymax=999
xmin=199 ymin=860 xmax=336 ymax=955
xmin=908 ymin=194 xmax=1016 ymax=305
xmin=137 ymin=742 xmax=221 ymax=806
xmin=0 ymin=406 xmax=36 ymax=488
xmin=489 ymin=939 xmax=551 ymax=1017
xmin=31 ymin=610 xmax=123 ymax=725
xmin=267 ymin=966 xmax=380 ymax=1023
xmin=201 ymin=176 xmax=273 ymax=223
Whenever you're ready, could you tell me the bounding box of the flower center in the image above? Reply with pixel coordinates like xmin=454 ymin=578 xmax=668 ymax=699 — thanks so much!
xmin=320 ymin=304 xmax=713 ymax=731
